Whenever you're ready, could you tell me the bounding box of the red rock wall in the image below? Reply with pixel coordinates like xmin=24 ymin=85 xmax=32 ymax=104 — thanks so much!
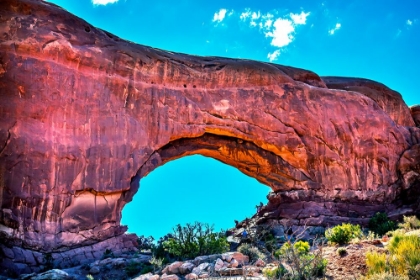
xmin=0 ymin=0 xmax=419 ymax=272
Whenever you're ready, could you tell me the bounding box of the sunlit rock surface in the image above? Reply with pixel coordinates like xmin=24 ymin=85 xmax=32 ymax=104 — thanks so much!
xmin=0 ymin=0 xmax=419 ymax=274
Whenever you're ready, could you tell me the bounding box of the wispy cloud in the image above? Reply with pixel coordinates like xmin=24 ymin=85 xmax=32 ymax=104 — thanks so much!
xmin=241 ymin=10 xmax=310 ymax=61
xmin=213 ymin=8 xmax=310 ymax=62
xmin=407 ymin=19 xmax=413 ymax=26
xmin=213 ymin=9 xmax=235 ymax=23
xmin=328 ymin=23 xmax=341 ymax=35
xmin=267 ymin=50 xmax=280 ymax=62
xmin=290 ymin=11 xmax=310 ymax=25
xmin=92 ymin=0 xmax=118 ymax=5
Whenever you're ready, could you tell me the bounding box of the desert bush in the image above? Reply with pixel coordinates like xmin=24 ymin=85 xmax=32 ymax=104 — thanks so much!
xmin=238 ymin=243 xmax=265 ymax=262
xmin=366 ymin=251 xmax=387 ymax=275
xmin=275 ymin=239 xmax=327 ymax=279
xmin=364 ymin=231 xmax=378 ymax=241
xmin=149 ymin=255 xmax=164 ymax=272
xmin=398 ymin=215 xmax=420 ymax=231
xmin=262 ymin=264 xmax=287 ymax=279
xmin=361 ymin=272 xmax=409 ymax=280
xmin=366 ymin=233 xmax=420 ymax=278
xmin=125 ymin=261 xmax=153 ymax=277
xmin=325 ymin=223 xmax=363 ymax=245
xmin=369 ymin=212 xmax=396 ymax=236
xmin=336 ymin=247 xmax=347 ymax=257
xmin=408 ymin=264 xmax=420 ymax=279
xmin=163 ymin=222 xmax=228 ymax=260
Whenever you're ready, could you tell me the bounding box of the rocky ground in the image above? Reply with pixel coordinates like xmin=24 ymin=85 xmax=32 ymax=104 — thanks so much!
xmin=0 ymin=239 xmax=388 ymax=280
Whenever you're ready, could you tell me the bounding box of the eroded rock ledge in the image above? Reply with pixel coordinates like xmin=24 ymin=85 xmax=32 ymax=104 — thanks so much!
xmin=0 ymin=0 xmax=419 ymax=275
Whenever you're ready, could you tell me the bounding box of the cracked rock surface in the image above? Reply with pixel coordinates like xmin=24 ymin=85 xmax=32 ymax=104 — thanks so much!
xmin=0 ymin=0 xmax=419 ymax=274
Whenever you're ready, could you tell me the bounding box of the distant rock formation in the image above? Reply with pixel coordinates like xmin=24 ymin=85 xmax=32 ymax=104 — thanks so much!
xmin=0 ymin=0 xmax=419 ymax=275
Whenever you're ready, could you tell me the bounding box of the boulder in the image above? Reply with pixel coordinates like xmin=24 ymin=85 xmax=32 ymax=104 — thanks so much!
xmin=255 ymin=259 xmax=265 ymax=267
xmin=185 ymin=273 xmax=198 ymax=280
xmin=192 ymin=262 xmax=209 ymax=275
xmin=27 ymin=269 xmax=72 ymax=280
xmin=214 ymin=258 xmax=224 ymax=271
xmin=167 ymin=261 xmax=183 ymax=274
xmin=221 ymin=253 xmax=233 ymax=262
xmin=133 ymin=272 xmax=155 ymax=280
xmin=179 ymin=262 xmax=195 ymax=274
xmin=223 ymin=252 xmax=249 ymax=265
xmin=160 ymin=274 xmax=179 ymax=280
xmin=230 ymin=259 xmax=239 ymax=268
xmin=89 ymin=266 xmax=100 ymax=275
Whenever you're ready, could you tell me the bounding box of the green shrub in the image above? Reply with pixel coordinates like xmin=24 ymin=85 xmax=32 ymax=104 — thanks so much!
xmin=149 ymin=255 xmax=164 ymax=273
xmin=125 ymin=261 xmax=143 ymax=277
xmin=336 ymin=247 xmax=347 ymax=257
xmin=124 ymin=261 xmax=153 ymax=277
xmin=163 ymin=222 xmax=229 ymax=260
xmin=262 ymin=264 xmax=287 ymax=279
xmin=238 ymin=243 xmax=265 ymax=262
xmin=274 ymin=240 xmax=310 ymax=258
xmin=369 ymin=212 xmax=396 ymax=236
xmin=398 ymin=215 xmax=420 ymax=231
xmin=294 ymin=240 xmax=310 ymax=255
xmin=366 ymin=233 xmax=420 ymax=278
xmin=275 ymin=240 xmax=327 ymax=279
xmin=325 ymin=223 xmax=363 ymax=245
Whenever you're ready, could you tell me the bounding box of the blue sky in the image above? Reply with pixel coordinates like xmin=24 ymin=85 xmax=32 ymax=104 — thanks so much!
xmin=47 ymin=0 xmax=419 ymax=238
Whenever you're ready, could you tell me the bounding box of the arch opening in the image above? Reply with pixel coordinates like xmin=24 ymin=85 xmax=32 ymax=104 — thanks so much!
xmin=120 ymin=133 xmax=326 ymax=239
xmin=121 ymin=154 xmax=270 ymax=239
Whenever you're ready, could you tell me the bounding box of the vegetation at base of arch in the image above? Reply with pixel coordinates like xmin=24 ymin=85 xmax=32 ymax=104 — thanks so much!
xmin=368 ymin=212 xmax=397 ymax=236
xmin=270 ymin=239 xmax=327 ymax=279
xmin=325 ymin=222 xmax=363 ymax=245
xmin=238 ymin=243 xmax=265 ymax=262
xmin=162 ymin=221 xmax=229 ymax=260
xmin=364 ymin=233 xmax=420 ymax=279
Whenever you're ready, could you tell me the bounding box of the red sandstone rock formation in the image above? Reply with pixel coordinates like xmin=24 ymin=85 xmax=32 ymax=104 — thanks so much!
xmin=0 ymin=0 xmax=419 ymax=274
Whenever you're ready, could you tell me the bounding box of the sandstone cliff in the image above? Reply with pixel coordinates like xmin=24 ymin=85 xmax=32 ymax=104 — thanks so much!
xmin=0 ymin=0 xmax=419 ymax=274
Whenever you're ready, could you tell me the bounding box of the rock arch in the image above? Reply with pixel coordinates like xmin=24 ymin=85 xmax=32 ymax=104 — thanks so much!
xmin=0 ymin=0 xmax=420 ymax=274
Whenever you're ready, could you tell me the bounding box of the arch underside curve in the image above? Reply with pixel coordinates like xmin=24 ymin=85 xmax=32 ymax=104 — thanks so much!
xmin=128 ymin=133 xmax=419 ymax=229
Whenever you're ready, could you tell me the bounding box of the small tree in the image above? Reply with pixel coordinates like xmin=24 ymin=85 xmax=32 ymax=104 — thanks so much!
xmin=163 ymin=222 xmax=229 ymax=260
xmin=369 ymin=212 xmax=396 ymax=236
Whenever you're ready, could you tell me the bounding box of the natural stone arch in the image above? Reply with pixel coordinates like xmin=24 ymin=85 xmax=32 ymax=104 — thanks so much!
xmin=0 ymin=0 xmax=420 ymax=274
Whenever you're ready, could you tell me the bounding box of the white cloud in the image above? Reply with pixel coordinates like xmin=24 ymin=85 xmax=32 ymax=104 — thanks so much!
xmin=240 ymin=9 xmax=251 ymax=21
xmin=290 ymin=11 xmax=310 ymax=25
xmin=328 ymin=23 xmax=341 ymax=35
xmin=215 ymin=8 xmax=310 ymax=62
xmin=407 ymin=19 xmax=413 ymax=26
xmin=265 ymin=18 xmax=295 ymax=48
xmin=213 ymin=9 xmax=227 ymax=22
xmin=267 ymin=50 xmax=281 ymax=62
xmin=92 ymin=0 xmax=118 ymax=5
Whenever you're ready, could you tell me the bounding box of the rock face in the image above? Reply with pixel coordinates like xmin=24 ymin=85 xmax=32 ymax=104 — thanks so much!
xmin=0 ymin=0 xmax=419 ymax=275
